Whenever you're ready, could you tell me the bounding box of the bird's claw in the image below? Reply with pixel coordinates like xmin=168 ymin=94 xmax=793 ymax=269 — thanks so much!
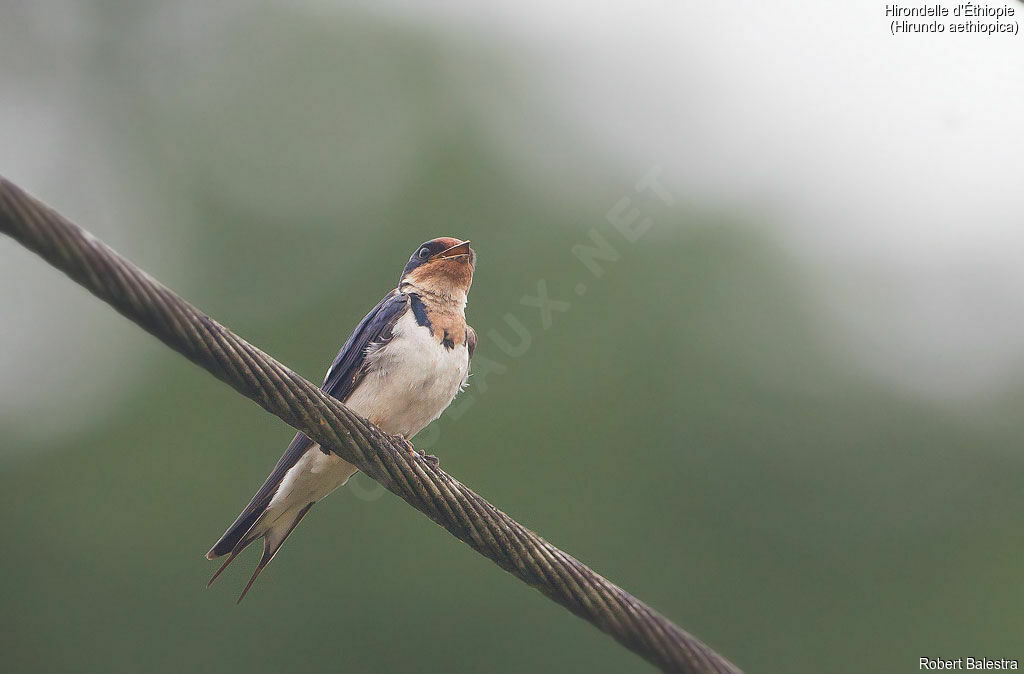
xmin=395 ymin=434 xmax=416 ymax=454
xmin=392 ymin=434 xmax=440 ymax=467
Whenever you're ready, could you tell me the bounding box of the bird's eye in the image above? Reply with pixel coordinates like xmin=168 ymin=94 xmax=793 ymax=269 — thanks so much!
xmin=418 ymin=247 xmax=431 ymax=259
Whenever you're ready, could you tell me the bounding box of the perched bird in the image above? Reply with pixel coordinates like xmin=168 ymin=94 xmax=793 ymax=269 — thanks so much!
xmin=206 ymin=238 xmax=477 ymax=601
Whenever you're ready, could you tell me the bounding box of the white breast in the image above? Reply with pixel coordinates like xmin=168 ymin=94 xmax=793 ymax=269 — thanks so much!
xmin=343 ymin=310 xmax=469 ymax=438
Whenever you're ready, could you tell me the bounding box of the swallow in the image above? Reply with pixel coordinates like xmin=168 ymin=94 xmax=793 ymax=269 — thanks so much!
xmin=206 ymin=237 xmax=477 ymax=601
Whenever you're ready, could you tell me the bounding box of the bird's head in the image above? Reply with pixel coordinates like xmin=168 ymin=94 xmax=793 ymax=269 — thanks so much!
xmin=400 ymin=237 xmax=476 ymax=298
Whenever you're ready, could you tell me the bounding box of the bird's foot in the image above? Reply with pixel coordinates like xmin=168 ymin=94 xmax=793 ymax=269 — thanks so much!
xmin=395 ymin=434 xmax=416 ymax=454
xmin=393 ymin=434 xmax=440 ymax=467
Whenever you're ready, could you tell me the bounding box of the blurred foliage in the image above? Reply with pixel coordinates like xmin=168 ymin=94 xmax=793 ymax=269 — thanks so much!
xmin=2 ymin=5 xmax=1023 ymax=674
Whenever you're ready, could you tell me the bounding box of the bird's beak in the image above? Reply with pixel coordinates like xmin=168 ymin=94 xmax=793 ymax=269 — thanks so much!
xmin=434 ymin=240 xmax=472 ymax=259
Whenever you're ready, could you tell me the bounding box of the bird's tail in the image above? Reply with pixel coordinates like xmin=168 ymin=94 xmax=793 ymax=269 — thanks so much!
xmin=206 ymin=502 xmax=315 ymax=603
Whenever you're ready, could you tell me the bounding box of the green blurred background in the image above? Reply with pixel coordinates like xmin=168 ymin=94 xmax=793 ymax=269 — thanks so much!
xmin=3 ymin=3 xmax=1023 ymax=673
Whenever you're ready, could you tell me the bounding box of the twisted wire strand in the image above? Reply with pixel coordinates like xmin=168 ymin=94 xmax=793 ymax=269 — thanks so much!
xmin=0 ymin=176 xmax=742 ymax=674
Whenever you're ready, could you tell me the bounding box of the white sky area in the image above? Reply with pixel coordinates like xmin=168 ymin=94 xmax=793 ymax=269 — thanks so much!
xmin=1 ymin=0 xmax=1022 ymax=442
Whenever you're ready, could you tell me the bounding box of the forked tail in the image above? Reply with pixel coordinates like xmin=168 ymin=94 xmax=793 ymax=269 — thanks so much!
xmin=206 ymin=502 xmax=315 ymax=603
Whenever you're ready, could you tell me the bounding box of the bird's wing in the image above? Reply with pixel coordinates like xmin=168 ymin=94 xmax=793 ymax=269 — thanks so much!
xmin=466 ymin=324 xmax=477 ymax=362
xmin=321 ymin=289 xmax=409 ymax=399
xmin=207 ymin=289 xmax=409 ymax=560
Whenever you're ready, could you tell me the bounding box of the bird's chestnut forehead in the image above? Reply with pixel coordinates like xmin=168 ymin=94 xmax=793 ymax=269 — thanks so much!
xmin=430 ymin=237 xmax=464 ymax=250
